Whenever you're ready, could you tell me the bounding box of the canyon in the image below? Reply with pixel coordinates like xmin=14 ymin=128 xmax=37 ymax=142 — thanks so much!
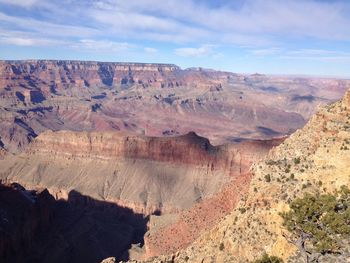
xmin=0 ymin=60 xmax=349 ymax=263
xmin=135 ymin=88 xmax=350 ymax=263
xmin=1 ymin=60 xmax=348 ymax=154
xmin=0 ymin=182 xmax=147 ymax=263
xmin=0 ymin=130 xmax=280 ymax=262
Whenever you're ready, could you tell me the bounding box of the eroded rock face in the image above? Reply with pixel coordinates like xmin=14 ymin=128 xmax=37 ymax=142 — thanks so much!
xmin=1 ymin=60 xmax=348 ymax=154
xmin=140 ymin=89 xmax=350 ymax=263
xmin=0 ymin=182 xmax=149 ymax=263
xmin=28 ymin=131 xmax=224 ymax=166
xmin=0 ymin=131 xmax=274 ymax=215
xmin=140 ymin=139 xmax=283 ymax=259
xmin=0 ymin=183 xmax=55 ymax=263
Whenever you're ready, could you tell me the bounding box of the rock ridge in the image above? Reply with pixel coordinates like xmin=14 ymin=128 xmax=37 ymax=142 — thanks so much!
xmin=0 ymin=131 xmax=276 ymax=215
xmin=137 ymin=89 xmax=350 ymax=262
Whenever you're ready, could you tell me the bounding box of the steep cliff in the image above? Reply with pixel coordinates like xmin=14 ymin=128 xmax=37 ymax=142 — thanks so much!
xmin=0 ymin=182 xmax=148 ymax=263
xmin=0 ymin=183 xmax=55 ymax=263
xmin=1 ymin=60 xmax=347 ymax=153
xmin=0 ymin=131 xmax=273 ymax=215
xmin=141 ymin=139 xmax=282 ymax=259
xmin=140 ymin=89 xmax=350 ymax=262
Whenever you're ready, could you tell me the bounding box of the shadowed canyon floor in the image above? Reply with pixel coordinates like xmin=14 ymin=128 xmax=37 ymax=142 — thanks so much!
xmin=0 ymin=182 xmax=147 ymax=263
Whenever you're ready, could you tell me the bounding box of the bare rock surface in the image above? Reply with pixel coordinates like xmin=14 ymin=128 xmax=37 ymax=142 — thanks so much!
xmin=0 ymin=131 xmax=276 ymax=215
xmin=135 ymin=89 xmax=350 ymax=262
xmin=1 ymin=60 xmax=348 ymax=154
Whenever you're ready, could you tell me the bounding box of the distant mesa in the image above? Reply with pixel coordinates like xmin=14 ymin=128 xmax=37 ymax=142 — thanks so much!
xmin=0 ymin=59 xmax=347 ymax=154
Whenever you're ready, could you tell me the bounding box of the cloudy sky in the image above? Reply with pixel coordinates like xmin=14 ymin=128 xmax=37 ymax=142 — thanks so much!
xmin=0 ymin=0 xmax=350 ymax=77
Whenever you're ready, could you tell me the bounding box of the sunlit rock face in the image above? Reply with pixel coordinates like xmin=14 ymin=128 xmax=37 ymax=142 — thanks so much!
xmin=1 ymin=60 xmax=348 ymax=153
xmin=0 ymin=131 xmax=279 ymax=215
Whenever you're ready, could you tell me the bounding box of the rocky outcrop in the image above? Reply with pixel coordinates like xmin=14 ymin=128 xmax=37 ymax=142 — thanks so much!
xmin=0 ymin=182 xmax=149 ymax=263
xmin=1 ymin=60 xmax=347 ymax=153
xmin=0 ymin=131 xmax=273 ymax=215
xmin=0 ymin=60 xmax=181 ymax=90
xmin=0 ymin=182 xmax=55 ymax=262
xmin=141 ymin=139 xmax=282 ymax=259
xmin=139 ymin=89 xmax=350 ymax=262
xmin=28 ymin=131 xmax=228 ymax=166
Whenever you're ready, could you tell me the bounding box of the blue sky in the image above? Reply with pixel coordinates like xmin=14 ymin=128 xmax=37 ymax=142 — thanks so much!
xmin=0 ymin=0 xmax=350 ymax=77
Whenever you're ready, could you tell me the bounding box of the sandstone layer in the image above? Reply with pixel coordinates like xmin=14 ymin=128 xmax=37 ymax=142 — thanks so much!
xmin=136 ymin=89 xmax=350 ymax=262
xmin=0 ymin=131 xmax=274 ymax=215
xmin=141 ymin=139 xmax=283 ymax=259
xmin=1 ymin=60 xmax=348 ymax=153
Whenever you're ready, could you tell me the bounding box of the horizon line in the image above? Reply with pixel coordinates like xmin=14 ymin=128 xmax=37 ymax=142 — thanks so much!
xmin=1 ymin=58 xmax=349 ymax=80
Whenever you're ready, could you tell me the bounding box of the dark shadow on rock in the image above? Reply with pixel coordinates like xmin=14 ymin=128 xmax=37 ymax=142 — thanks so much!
xmin=291 ymin=94 xmax=316 ymax=102
xmin=256 ymin=126 xmax=281 ymax=136
xmin=0 ymin=183 xmax=148 ymax=263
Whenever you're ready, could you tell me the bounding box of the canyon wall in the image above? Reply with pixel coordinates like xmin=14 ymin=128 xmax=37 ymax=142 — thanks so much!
xmin=0 ymin=182 xmax=148 ymax=263
xmin=0 ymin=131 xmax=273 ymax=215
xmin=1 ymin=60 xmax=348 ymax=154
xmin=138 ymin=89 xmax=350 ymax=262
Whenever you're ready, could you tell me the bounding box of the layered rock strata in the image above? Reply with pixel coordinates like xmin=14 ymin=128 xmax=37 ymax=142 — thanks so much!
xmin=0 ymin=131 xmax=275 ymax=215
xmin=1 ymin=60 xmax=348 ymax=153
xmin=136 ymin=89 xmax=350 ymax=262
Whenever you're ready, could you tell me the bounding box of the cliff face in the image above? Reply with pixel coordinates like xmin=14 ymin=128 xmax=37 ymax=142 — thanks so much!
xmin=140 ymin=139 xmax=282 ymax=259
xmin=28 ymin=131 xmax=225 ymax=166
xmin=0 ymin=131 xmax=275 ymax=215
xmin=0 ymin=60 xmax=181 ymax=91
xmin=0 ymin=183 xmax=55 ymax=263
xmin=0 ymin=182 xmax=148 ymax=263
xmin=144 ymin=90 xmax=350 ymax=262
xmin=1 ymin=60 xmax=347 ymax=154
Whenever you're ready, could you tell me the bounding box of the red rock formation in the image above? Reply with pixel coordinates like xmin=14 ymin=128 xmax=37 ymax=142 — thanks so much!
xmin=0 ymin=131 xmax=282 ymax=216
xmin=1 ymin=60 xmax=347 ymax=153
xmin=143 ymin=139 xmax=283 ymax=258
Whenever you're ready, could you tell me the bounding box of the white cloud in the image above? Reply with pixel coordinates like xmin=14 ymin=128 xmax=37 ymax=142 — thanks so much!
xmin=89 ymin=0 xmax=350 ymax=41
xmin=0 ymin=36 xmax=54 ymax=46
xmin=175 ymin=45 xmax=215 ymax=57
xmin=144 ymin=47 xmax=157 ymax=53
xmin=72 ymin=39 xmax=134 ymax=53
xmin=278 ymin=49 xmax=350 ymax=62
xmin=0 ymin=0 xmax=350 ymax=55
xmin=250 ymin=48 xmax=281 ymax=56
xmin=0 ymin=12 xmax=98 ymax=38
xmin=0 ymin=0 xmax=39 ymax=8
xmin=0 ymin=30 xmax=66 ymax=46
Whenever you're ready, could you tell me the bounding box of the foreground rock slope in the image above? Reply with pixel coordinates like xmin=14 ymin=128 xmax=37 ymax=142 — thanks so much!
xmin=130 ymin=89 xmax=350 ymax=262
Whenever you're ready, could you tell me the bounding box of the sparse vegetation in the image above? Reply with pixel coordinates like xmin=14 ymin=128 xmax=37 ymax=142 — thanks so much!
xmin=252 ymin=253 xmax=283 ymax=263
xmin=294 ymin=157 xmax=301 ymax=165
xmin=280 ymin=186 xmax=350 ymax=263
xmin=239 ymin=207 xmax=246 ymax=214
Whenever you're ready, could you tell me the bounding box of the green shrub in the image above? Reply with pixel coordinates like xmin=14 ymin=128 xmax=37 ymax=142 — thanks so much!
xmin=280 ymin=187 xmax=350 ymax=262
xmin=294 ymin=157 xmax=301 ymax=164
xmin=252 ymin=253 xmax=283 ymax=263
